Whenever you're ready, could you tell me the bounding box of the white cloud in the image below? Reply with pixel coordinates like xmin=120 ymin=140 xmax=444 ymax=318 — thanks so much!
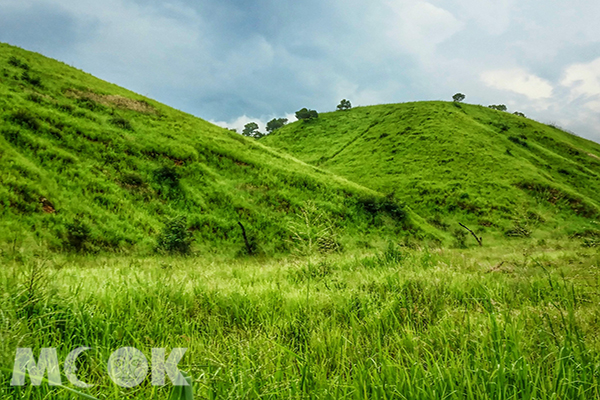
xmin=449 ymin=0 xmax=516 ymax=35
xmin=561 ymin=57 xmax=600 ymax=99
xmin=481 ymin=69 xmax=553 ymax=100
xmin=384 ymin=1 xmax=463 ymax=59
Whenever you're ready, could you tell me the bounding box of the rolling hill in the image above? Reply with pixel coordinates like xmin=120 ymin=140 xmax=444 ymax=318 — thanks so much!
xmin=262 ymin=101 xmax=600 ymax=241
xmin=0 ymin=43 xmax=432 ymax=255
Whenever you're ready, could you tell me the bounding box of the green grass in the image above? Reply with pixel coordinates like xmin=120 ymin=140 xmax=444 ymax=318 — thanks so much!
xmin=0 ymin=42 xmax=435 ymax=255
xmin=1 ymin=241 xmax=600 ymax=399
xmin=3 ymin=43 xmax=600 ymax=399
xmin=263 ymin=102 xmax=600 ymax=242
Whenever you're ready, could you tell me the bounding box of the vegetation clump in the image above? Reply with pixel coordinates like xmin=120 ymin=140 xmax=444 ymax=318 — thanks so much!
xmin=337 ymin=99 xmax=352 ymax=111
xmin=266 ymin=118 xmax=288 ymax=134
xmin=156 ymin=215 xmax=193 ymax=255
xmin=295 ymin=107 xmax=319 ymax=121
xmin=452 ymin=93 xmax=465 ymax=102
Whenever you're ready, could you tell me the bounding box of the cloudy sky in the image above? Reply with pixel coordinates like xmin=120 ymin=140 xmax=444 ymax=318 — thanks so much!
xmin=1 ymin=0 xmax=600 ymax=142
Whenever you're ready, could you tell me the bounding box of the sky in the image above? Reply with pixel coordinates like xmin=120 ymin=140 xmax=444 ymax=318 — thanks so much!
xmin=1 ymin=0 xmax=600 ymax=142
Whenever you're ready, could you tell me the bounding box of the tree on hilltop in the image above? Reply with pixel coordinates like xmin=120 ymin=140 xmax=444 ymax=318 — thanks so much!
xmin=337 ymin=99 xmax=352 ymax=111
xmin=452 ymin=93 xmax=466 ymax=103
xmin=266 ymin=118 xmax=288 ymax=134
xmin=295 ymin=108 xmax=318 ymax=121
xmin=242 ymin=122 xmax=262 ymax=138
xmin=489 ymin=104 xmax=508 ymax=111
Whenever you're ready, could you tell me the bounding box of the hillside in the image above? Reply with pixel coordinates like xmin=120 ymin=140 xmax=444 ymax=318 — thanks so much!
xmin=0 ymin=43 xmax=434 ymax=255
xmin=263 ymin=102 xmax=600 ymax=241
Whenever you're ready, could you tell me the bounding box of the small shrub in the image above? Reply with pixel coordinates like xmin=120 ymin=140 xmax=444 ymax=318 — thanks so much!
xmin=25 ymin=93 xmax=43 ymax=104
xmin=452 ymin=228 xmax=468 ymax=248
xmin=121 ymin=172 xmax=144 ymax=187
xmin=9 ymin=109 xmax=40 ymax=130
xmin=76 ymin=97 xmax=102 ymax=112
xmin=156 ymin=216 xmax=193 ymax=255
xmin=21 ymin=71 xmax=42 ymax=87
xmin=508 ymin=135 xmax=528 ymax=147
xmin=57 ymin=103 xmax=75 ymax=113
xmin=357 ymin=194 xmax=407 ymax=223
xmin=153 ymin=165 xmax=180 ymax=187
xmin=504 ymin=222 xmax=532 ymax=238
xmin=8 ymin=56 xmax=29 ymax=70
xmin=65 ymin=220 xmax=92 ymax=252
xmin=109 ymin=116 xmax=133 ymax=130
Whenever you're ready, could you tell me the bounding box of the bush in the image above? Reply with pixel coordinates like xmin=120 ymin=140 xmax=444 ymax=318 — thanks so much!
xmin=109 ymin=116 xmax=133 ymax=130
xmin=156 ymin=216 xmax=193 ymax=255
xmin=8 ymin=56 xmax=29 ymax=70
xmin=357 ymin=194 xmax=407 ymax=223
xmin=65 ymin=220 xmax=92 ymax=252
xmin=488 ymin=104 xmax=507 ymax=111
xmin=452 ymin=228 xmax=467 ymax=248
xmin=153 ymin=165 xmax=180 ymax=187
xmin=9 ymin=109 xmax=40 ymax=130
xmin=121 ymin=172 xmax=144 ymax=187
xmin=295 ymin=108 xmax=318 ymax=121
xmin=508 ymin=135 xmax=528 ymax=147
xmin=21 ymin=71 xmax=42 ymax=87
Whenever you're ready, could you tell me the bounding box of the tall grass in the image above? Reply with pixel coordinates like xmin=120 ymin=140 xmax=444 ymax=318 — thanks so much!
xmin=1 ymin=241 xmax=599 ymax=399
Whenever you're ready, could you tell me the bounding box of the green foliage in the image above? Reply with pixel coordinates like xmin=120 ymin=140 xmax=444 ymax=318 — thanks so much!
xmin=156 ymin=215 xmax=193 ymax=254
xmin=0 ymin=38 xmax=420 ymax=256
xmin=121 ymin=172 xmax=144 ymax=187
xmin=357 ymin=194 xmax=407 ymax=223
xmin=513 ymin=111 xmax=526 ymax=117
xmin=295 ymin=107 xmax=319 ymax=121
xmin=288 ymin=201 xmax=342 ymax=255
xmin=109 ymin=115 xmax=133 ymax=130
xmin=8 ymin=56 xmax=29 ymax=70
xmin=65 ymin=220 xmax=93 ymax=252
xmin=21 ymin=70 xmax=42 ymax=87
xmin=266 ymin=118 xmax=288 ymax=134
xmin=8 ymin=108 xmax=40 ymax=130
xmin=263 ymin=100 xmax=600 ymax=239
xmin=336 ymin=99 xmax=352 ymax=111
xmin=242 ymin=122 xmax=261 ymax=138
xmin=452 ymin=227 xmax=468 ymax=248
xmin=488 ymin=104 xmax=507 ymax=111
xmin=452 ymin=93 xmax=466 ymax=102
xmin=2 ymin=244 xmax=600 ymax=399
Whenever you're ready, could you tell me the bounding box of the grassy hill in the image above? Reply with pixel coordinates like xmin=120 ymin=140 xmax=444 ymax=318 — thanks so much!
xmin=263 ymin=102 xmax=600 ymax=242
xmin=0 ymin=43 xmax=434 ymax=256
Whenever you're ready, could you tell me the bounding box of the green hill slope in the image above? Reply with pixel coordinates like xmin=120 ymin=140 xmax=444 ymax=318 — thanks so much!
xmin=263 ymin=101 xmax=600 ymax=241
xmin=0 ymin=43 xmax=433 ymax=255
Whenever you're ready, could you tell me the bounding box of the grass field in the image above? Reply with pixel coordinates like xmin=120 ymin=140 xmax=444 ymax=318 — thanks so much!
xmin=263 ymin=102 xmax=600 ymax=239
xmin=3 ymin=43 xmax=600 ymax=399
xmin=1 ymin=239 xmax=600 ymax=399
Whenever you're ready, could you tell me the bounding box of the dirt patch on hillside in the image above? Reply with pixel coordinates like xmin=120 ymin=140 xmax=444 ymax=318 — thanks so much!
xmin=588 ymin=152 xmax=600 ymax=160
xmin=65 ymin=89 xmax=156 ymax=114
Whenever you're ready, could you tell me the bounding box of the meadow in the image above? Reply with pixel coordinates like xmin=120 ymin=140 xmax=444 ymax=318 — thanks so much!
xmin=1 ymin=238 xmax=600 ymax=399
xmin=3 ymin=42 xmax=600 ymax=400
